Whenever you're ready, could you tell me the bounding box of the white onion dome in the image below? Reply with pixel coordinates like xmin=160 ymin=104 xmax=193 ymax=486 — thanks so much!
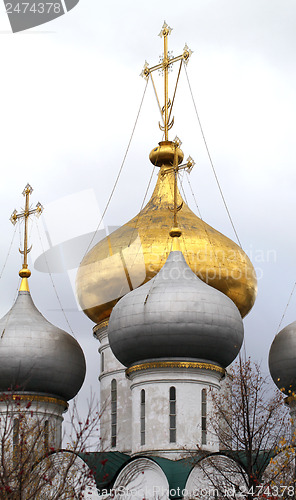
xmin=269 ymin=321 xmax=296 ymax=396
xmin=0 ymin=290 xmax=86 ymax=401
xmin=108 ymin=251 xmax=244 ymax=369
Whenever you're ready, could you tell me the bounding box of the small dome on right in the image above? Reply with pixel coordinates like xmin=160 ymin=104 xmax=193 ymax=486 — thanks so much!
xmin=269 ymin=321 xmax=296 ymax=396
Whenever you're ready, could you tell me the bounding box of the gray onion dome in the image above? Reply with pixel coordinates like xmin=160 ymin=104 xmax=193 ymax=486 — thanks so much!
xmin=269 ymin=321 xmax=296 ymax=396
xmin=108 ymin=251 xmax=244 ymax=369
xmin=0 ymin=291 xmax=86 ymax=401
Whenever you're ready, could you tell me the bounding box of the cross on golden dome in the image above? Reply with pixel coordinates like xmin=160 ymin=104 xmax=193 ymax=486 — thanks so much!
xmin=141 ymin=23 xmax=194 ymax=240
xmin=141 ymin=21 xmax=192 ymax=141
xmin=10 ymin=183 xmax=43 ymax=291
xmin=76 ymin=25 xmax=257 ymax=326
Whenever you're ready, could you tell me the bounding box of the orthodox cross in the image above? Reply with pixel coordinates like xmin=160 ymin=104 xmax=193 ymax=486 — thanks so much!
xmin=141 ymin=21 xmax=192 ymax=141
xmin=141 ymin=23 xmax=195 ymax=239
xmin=10 ymin=183 xmax=43 ymax=288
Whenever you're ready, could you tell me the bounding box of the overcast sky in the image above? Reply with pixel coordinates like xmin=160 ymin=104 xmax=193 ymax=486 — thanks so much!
xmin=0 ymin=0 xmax=295 ymax=419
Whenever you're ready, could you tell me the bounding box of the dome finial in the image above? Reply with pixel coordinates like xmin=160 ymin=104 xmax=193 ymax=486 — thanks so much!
xmin=10 ymin=183 xmax=43 ymax=292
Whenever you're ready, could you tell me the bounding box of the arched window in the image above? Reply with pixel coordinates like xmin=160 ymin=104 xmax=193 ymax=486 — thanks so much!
xmin=44 ymin=420 xmax=49 ymax=452
xmin=169 ymin=386 xmax=176 ymax=443
xmin=101 ymin=351 xmax=104 ymax=372
xmin=201 ymin=388 xmax=207 ymax=445
xmin=111 ymin=379 xmax=117 ymax=447
xmin=140 ymin=389 xmax=145 ymax=445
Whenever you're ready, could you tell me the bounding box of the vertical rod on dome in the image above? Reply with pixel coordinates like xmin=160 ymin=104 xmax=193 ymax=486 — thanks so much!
xmin=173 ymin=143 xmax=178 ymax=228
xmin=163 ymin=26 xmax=169 ymax=141
xmin=169 ymin=139 xmax=194 ymax=248
xmin=23 ymin=185 xmax=30 ymax=271
xmin=169 ymin=140 xmax=182 ymax=250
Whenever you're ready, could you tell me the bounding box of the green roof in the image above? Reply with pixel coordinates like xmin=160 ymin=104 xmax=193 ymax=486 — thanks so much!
xmin=78 ymin=451 xmax=130 ymax=492
xmin=79 ymin=450 xmax=275 ymax=498
xmin=78 ymin=452 xmax=195 ymax=497
xmin=151 ymin=457 xmax=194 ymax=499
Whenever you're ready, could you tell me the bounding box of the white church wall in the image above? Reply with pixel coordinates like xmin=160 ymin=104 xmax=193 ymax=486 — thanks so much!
xmin=97 ymin=326 xmax=132 ymax=453
xmin=129 ymin=366 xmax=222 ymax=458
xmin=0 ymin=395 xmax=66 ymax=462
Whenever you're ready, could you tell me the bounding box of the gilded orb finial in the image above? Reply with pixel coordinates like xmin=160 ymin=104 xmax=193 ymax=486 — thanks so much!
xmin=10 ymin=184 xmax=43 ymax=291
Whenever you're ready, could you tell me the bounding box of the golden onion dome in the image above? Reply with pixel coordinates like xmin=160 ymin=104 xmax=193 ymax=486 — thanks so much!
xmin=76 ymin=141 xmax=257 ymax=325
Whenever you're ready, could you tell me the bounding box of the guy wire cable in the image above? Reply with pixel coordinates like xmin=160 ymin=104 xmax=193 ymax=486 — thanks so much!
xmin=81 ymin=79 xmax=149 ymax=262
xmin=184 ymin=64 xmax=242 ymax=248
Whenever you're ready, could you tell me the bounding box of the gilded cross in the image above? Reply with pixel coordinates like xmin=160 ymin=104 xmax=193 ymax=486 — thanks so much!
xmin=10 ymin=183 xmax=43 ymax=288
xmin=141 ymin=21 xmax=192 ymax=141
